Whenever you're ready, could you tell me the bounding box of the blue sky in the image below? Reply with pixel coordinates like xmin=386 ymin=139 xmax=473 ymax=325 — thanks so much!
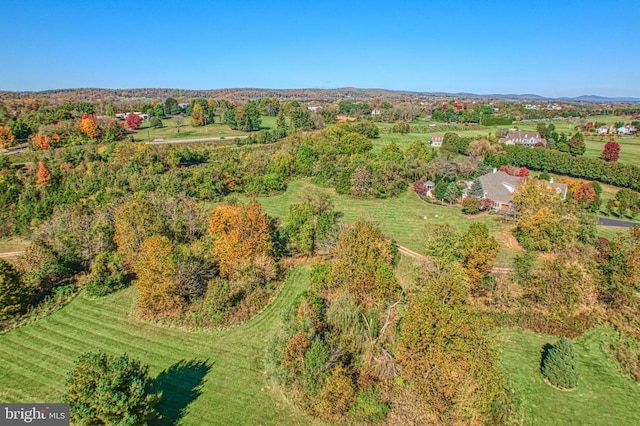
xmin=1 ymin=0 xmax=638 ymax=97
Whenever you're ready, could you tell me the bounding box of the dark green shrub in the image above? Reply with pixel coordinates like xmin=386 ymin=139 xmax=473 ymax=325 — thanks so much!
xmin=541 ymin=338 xmax=579 ymax=389
xmin=84 ymin=251 xmax=127 ymax=297
xmin=349 ymin=386 xmax=390 ymax=424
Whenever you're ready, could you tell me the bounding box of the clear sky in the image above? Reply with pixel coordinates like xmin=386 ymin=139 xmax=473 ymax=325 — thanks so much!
xmin=1 ymin=0 xmax=638 ymax=97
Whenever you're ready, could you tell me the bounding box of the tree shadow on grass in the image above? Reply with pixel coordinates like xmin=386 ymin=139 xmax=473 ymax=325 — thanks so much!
xmin=152 ymin=359 xmax=212 ymax=425
xmin=540 ymin=342 xmax=554 ymax=374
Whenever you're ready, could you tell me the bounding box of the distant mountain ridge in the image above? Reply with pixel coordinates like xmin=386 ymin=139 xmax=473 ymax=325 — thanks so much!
xmin=0 ymin=87 xmax=638 ymax=103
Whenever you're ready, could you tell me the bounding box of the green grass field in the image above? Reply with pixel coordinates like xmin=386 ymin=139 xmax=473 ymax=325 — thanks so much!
xmin=2 ymin=259 xmax=639 ymax=425
xmin=499 ymin=326 xmax=640 ymax=425
xmin=0 ymin=266 xmax=321 ymax=425
xmin=131 ymin=115 xmax=277 ymax=143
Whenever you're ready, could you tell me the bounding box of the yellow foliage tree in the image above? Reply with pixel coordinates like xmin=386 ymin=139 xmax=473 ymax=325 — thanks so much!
xmin=80 ymin=116 xmax=99 ymax=139
xmin=0 ymin=125 xmax=15 ymax=149
xmin=208 ymin=200 xmax=273 ymax=278
xmin=133 ymin=235 xmax=183 ymax=318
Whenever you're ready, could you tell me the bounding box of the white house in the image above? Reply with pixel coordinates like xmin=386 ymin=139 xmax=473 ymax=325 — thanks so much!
xmin=498 ymin=131 xmax=546 ymax=147
xmin=430 ymin=134 xmax=444 ymax=147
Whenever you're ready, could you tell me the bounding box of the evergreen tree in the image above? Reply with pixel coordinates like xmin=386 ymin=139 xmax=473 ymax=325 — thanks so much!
xmin=63 ymin=352 xmax=161 ymax=425
xmin=541 ymin=338 xmax=579 ymax=389
xmin=468 ymin=178 xmax=484 ymax=198
xmin=0 ymin=259 xmax=31 ymax=320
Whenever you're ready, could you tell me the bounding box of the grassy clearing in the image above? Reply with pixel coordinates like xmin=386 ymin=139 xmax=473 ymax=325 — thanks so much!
xmin=499 ymin=326 xmax=640 ymax=425
xmin=239 ymin=178 xmax=519 ymax=267
xmin=131 ymin=115 xmax=277 ymax=142
xmin=0 ymin=266 xmax=321 ymax=425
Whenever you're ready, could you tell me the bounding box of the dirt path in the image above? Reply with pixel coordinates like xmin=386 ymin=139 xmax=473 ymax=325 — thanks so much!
xmin=396 ymin=244 xmax=514 ymax=274
xmin=0 ymin=251 xmax=24 ymax=259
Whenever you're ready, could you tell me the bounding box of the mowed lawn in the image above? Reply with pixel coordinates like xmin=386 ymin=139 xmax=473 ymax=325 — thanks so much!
xmin=0 ymin=266 xmax=321 ymax=426
xmin=131 ymin=115 xmax=277 ymax=143
xmin=499 ymin=326 xmax=640 ymax=425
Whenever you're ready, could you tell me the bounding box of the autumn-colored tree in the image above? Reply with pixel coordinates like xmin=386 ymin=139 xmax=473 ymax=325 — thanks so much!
xmin=114 ymin=199 xmax=167 ymax=267
xmin=32 ymin=133 xmax=51 ymax=150
xmin=79 ymin=114 xmax=99 ymax=138
xmin=571 ymin=182 xmax=601 ymax=212
xmin=512 ymin=178 xmax=563 ymax=213
xmin=516 ymin=166 xmax=530 ymax=177
xmin=191 ymin=103 xmax=205 ymax=127
xmin=462 ymin=222 xmax=499 ymax=289
xmin=0 ymin=125 xmax=16 ymax=149
xmin=133 ymin=235 xmax=183 ymax=318
xmin=397 ymin=267 xmax=503 ymax=424
xmin=526 ymin=250 xmax=584 ymax=317
xmin=600 ymin=141 xmax=620 ymax=162
xmin=597 ymin=227 xmax=640 ymax=307
xmin=126 ymin=113 xmax=143 ymax=130
xmin=208 ymin=200 xmax=273 ymax=279
xmin=329 ymin=221 xmax=399 ymax=308
xmin=36 ymin=161 xmax=52 ymax=185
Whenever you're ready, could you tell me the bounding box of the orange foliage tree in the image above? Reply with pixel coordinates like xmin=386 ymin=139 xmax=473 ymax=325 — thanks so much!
xmin=208 ymin=200 xmax=273 ymax=278
xmin=133 ymin=235 xmax=184 ymax=318
xmin=79 ymin=113 xmax=99 ymax=138
xmin=0 ymin=125 xmax=15 ymax=149
xmin=32 ymin=134 xmax=51 ymax=150
xmin=36 ymin=161 xmax=52 ymax=185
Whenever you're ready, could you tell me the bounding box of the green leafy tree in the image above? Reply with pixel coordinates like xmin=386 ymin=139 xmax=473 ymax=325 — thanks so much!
xmin=392 ymin=121 xmax=411 ymax=134
xmin=290 ymin=107 xmax=315 ymax=130
xmin=276 ymin=110 xmax=287 ymax=129
xmin=105 ymin=103 xmax=115 ymax=118
xmin=85 ymin=251 xmax=127 ymax=297
xmin=380 ymin=142 xmax=404 ymax=164
xmin=541 ymin=338 xmax=579 ymax=389
xmin=568 ymin=132 xmax=586 ymax=156
xmin=63 ymin=352 xmax=161 ymax=425
xmin=164 ymin=97 xmax=179 ymax=115
xmin=0 ymin=259 xmax=31 ymax=320
xmin=150 ymin=116 xmax=163 ymax=128
xmin=424 ymin=223 xmax=463 ymax=266
xmin=283 ymin=195 xmax=338 ymax=256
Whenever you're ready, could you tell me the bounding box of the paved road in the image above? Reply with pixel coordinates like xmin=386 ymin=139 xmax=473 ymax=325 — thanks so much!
xmin=146 ymin=136 xmax=249 ymax=145
xmin=599 ymin=217 xmax=640 ymax=228
xmin=0 ymin=148 xmax=27 ymax=155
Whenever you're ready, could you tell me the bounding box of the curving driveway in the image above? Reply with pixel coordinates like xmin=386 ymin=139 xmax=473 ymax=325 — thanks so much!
xmin=599 ymin=217 xmax=640 ymax=228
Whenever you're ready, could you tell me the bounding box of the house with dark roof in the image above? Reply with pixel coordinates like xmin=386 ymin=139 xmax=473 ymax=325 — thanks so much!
xmin=476 ymin=171 xmax=567 ymax=211
xmin=498 ymin=131 xmax=546 ymax=147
